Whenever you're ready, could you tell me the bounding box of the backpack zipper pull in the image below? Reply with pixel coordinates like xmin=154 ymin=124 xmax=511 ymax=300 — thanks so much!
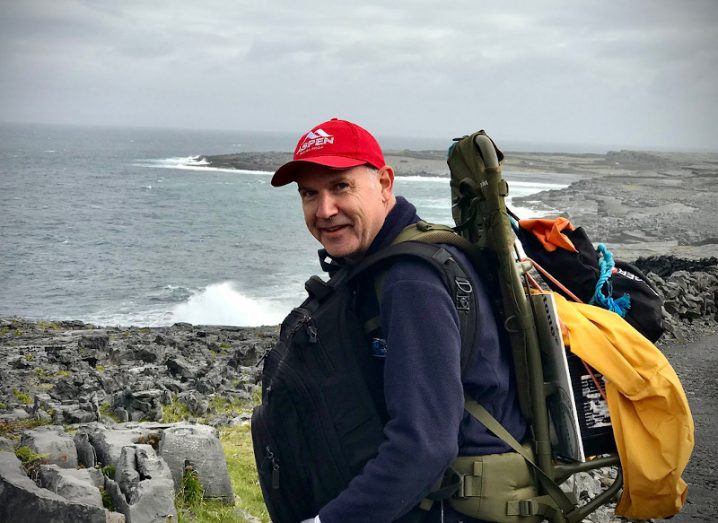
xmin=308 ymin=324 xmax=318 ymax=343
xmin=272 ymin=461 xmax=280 ymax=489
xmin=266 ymin=446 xmax=281 ymax=489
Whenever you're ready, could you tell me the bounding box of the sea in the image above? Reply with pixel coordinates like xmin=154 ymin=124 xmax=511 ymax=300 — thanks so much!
xmin=0 ymin=123 xmax=572 ymax=327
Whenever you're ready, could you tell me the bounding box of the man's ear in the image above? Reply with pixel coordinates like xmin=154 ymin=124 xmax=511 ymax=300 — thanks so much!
xmin=377 ymin=165 xmax=394 ymax=200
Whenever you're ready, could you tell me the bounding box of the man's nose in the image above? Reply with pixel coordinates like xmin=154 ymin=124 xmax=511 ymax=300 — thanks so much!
xmin=315 ymin=192 xmax=338 ymax=219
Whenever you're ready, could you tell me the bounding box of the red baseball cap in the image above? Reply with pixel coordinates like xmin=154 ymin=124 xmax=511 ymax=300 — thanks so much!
xmin=271 ymin=118 xmax=386 ymax=187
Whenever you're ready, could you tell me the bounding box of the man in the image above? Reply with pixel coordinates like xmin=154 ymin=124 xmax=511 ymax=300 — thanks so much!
xmin=271 ymin=118 xmax=527 ymax=522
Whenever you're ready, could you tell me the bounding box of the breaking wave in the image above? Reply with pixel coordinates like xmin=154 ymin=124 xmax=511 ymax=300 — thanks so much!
xmin=136 ymin=156 xmax=273 ymax=175
xmin=169 ymin=281 xmax=287 ymax=326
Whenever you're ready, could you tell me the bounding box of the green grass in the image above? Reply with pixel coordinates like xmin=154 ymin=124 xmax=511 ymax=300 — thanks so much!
xmin=0 ymin=418 xmax=48 ymax=439
xmin=99 ymin=402 xmax=123 ymax=423
xmin=221 ymin=424 xmax=269 ymax=522
xmin=208 ymin=395 xmax=251 ymax=417
xmin=15 ymin=445 xmax=47 ymax=477
xmin=100 ymin=486 xmax=115 ymax=511
xmin=101 ymin=464 xmax=116 ymax=479
xmin=12 ymin=388 xmax=32 ymax=405
xmin=162 ymin=399 xmax=192 ymax=423
xmin=34 ymin=367 xmax=52 ymax=380
xmin=175 ymin=424 xmax=269 ymax=523
xmin=37 ymin=321 xmax=61 ymax=332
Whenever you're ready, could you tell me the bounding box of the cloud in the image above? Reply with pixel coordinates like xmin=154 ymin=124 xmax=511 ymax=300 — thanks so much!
xmin=0 ymin=0 xmax=716 ymax=149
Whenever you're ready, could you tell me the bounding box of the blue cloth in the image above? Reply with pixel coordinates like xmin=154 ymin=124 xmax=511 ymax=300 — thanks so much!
xmin=318 ymin=197 xmax=527 ymax=523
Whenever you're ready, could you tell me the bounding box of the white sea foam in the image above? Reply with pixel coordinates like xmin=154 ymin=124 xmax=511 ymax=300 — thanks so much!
xmin=396 ymin=175 xmax=451 ymax=183
xmin=136 ymin=156 xmax=273 ymax=175
xmin=169 ymin=281 xmax=286 ymax=326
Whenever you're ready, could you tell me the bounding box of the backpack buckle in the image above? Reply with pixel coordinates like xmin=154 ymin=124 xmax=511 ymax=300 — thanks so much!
xmin=507 ymin=499 xmax=538 ymax=516
xmin=455 ymin=277 xmax=473 ymax=311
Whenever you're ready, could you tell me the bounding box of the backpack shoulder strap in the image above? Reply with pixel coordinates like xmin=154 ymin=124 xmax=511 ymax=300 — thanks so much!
xmin=350 ymin=228 xmax=479 ymax=374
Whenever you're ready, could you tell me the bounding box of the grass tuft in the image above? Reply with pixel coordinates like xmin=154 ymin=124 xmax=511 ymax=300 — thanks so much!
xmin=100 ymin=486 xmax=115 ymax=511
xmin=162 ymin=399 xmax=191 ymax=423
xmin=12 ymin=389 xmax=32 ymax=405
xmin=15 ymin=445 xmax=47 ymax=478
xmin=101 ymin=464 xmax=116 ymax=479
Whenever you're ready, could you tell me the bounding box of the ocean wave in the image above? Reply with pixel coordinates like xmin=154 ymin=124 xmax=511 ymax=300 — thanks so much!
xmin=136 ymin=156 xmax=273 ymax=175
xmin=169 ymin=281 xmax=286 ymax=326
xmin=396 ymin=175 xmax=450 ymax=183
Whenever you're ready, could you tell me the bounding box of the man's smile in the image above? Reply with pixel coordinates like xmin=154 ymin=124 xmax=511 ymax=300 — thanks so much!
xmin=319 ymin=224 xmax=350 ymax=235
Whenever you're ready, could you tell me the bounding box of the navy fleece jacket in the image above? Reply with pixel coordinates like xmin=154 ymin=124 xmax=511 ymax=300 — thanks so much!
xmin=318 ymin=197 xmax=526 ymax=523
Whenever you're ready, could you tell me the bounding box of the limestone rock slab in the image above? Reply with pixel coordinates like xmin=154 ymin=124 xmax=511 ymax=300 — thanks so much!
xmin=159 ymin=424 xmax=234 ymax=503
xmin=0 ymin=451 xmax=107 ymax=523
xmin=20 ymin=425 xmax=78 ymax=469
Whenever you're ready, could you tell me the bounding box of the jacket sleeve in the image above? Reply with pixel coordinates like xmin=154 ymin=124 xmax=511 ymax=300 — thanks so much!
xmin=318 ymin=259 xmax=464 ymax=523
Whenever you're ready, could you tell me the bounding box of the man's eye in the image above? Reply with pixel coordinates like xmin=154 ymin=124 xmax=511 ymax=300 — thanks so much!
xmin=335 ymin=182 xmax=349 ymax=191
xmin=300 ymin=191 xmax=316 ymax=200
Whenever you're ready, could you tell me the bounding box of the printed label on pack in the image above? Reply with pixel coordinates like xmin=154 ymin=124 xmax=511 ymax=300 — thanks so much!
xmin=580 ymin=375 xmax=611 ymax=428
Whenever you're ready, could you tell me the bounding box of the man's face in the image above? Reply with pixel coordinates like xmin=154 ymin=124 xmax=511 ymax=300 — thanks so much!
xmin=295 ymin=165 xmax=394 ymax=260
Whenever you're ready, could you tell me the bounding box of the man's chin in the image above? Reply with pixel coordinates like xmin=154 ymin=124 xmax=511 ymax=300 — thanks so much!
xmin=323 ymin=243 xmax=361 ymax=260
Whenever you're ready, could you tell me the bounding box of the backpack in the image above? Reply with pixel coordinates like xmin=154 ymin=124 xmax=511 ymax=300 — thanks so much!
xmin=448 ymin=131 xmax=690 ymax=521
xmin=515 ymin=219 xmax=665 ymax=342
xmin=251 ymin=240 xmax=479 ymax=523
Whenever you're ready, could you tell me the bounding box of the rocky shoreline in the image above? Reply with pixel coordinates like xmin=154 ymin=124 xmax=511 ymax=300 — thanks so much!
xmin=2 ymin=147 xmax=717 ymax=521
xmin=0 ymin=322 xmax=276 ymax=522
xmin=2 ymin=251 xmax=717 ymax=521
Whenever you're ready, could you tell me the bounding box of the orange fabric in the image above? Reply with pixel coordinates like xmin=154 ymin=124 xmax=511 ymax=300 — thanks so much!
xmin=519 ymin=217 xmax=578 ymax=253
xmin=553 ymin=293 xmax=694 ymax=519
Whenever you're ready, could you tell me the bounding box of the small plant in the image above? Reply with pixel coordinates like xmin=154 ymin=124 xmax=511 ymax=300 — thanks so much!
xmin=0 ymin=418 xmax=47 ymax=437
xmin=98 ymin=402 xmax=122 ymax=423
xmin=0 ymin=401 xmax=6 ymax=410
xmin=34 ymin=368 xmax=51 ymax=380
xmin=178 ymin=461 xmax=205 ymax=509
xmin=162 ymin=399 xmax=191 ymax=423
xmin=101 ymin=464 xmax=116 ymax=479
xmin=24 ymin=353 xmax=34 ymax=361
xmin=54 ymin=370 xmax=70 ymax=378
xmin=100 ymin=486 xmax=115 ymax=511
xmin=95 ymin=364 xmax=105 ymax=373
xmin=15 ymin=445 xmax=47 ymax=478
xmin=0 ymin=326 xmax=10 ymax=336
xmin=12 ymin=389 xmax=32 ymax=405
xmin=219 ymin=342 xmax=232 ymax=350
xmin=37 ymin=321 xmax=61 ymax=332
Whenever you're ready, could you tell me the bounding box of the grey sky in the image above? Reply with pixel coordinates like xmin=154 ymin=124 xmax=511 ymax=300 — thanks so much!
xmin=1 ymin=0 xmax=716 ymax=150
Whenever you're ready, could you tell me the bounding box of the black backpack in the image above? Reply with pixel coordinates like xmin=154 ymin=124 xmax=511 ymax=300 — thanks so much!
xmin=515 ymin=224 xmax=665 ymax=342
xmin=251 ymin=241 xmax=478 ymax=523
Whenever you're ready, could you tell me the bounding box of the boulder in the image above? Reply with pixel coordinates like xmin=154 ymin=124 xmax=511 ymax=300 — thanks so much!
xmin=37 ymin=464 xmax=104 ymax=507
xmin=0 ymin=436 xmax=15 ymax=452
xmin=20 ymin=426 xmax=78 ymax=469
xmin=178 ymin=390 xmax=209 ymax=416
xmin=85 ymin=424 xmax=159 ymax=467
xmin=166 ymin=355 xmax=195 ymax=380
xmin=78 ymin=334 xmax=109 ymax=351
xmin=108 ymin=445 xmax=177 ymax=523
xmin=159 ymin=424 xmax=234 ymax=503
xmin=0 ymin=451 xmax=107 ymax=522
xmin=74 ymin=431 xmax=97 ymax=468
xmin=0 ymin=407 xmax=31 ymax=421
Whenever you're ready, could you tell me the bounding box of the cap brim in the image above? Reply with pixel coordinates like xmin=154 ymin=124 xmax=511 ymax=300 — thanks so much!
xmin=271 ymin=156 xmax=367 ymax=187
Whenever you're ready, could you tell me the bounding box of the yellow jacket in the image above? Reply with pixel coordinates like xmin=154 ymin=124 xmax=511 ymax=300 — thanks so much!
xmin=553 ymin=293 xmax=694 ymax=520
